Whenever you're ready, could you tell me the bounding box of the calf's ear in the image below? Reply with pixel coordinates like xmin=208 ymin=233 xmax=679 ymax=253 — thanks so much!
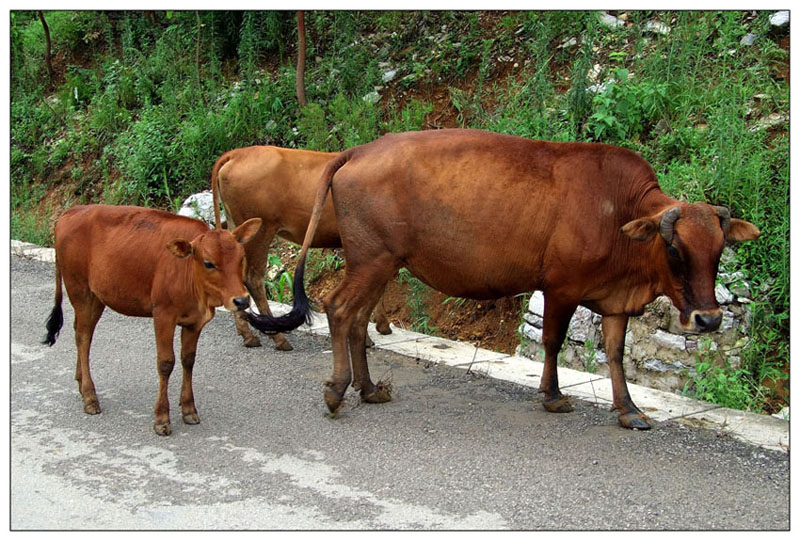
xmin=727 ymin=218 xmax=761 ymax=243
xmin=232 ymin=218 xmax=262 ymax=245
xmin=166 ymin=239 xmax=193 ymax=259
xmin=621 ymin=216 xmax=659 ymax=241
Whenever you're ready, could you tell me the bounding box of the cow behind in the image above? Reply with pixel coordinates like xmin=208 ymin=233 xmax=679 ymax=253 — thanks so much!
xmin=43 ymin=204 xmax=261 ymax=435
xmin=210 ymin=145 xmax=391 ymax=351
xmin=246 ymin=129 xmax=760 ymax=430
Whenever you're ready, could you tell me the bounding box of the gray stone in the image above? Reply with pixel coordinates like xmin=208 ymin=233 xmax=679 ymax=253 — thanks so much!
xmin=652 ymin=329 xmax=686 ymax=351
xmin=715 ymin=283 xmax=734 ymax=304
xmin=523 ymin=311 xmax=543 ymax=329
xmin=362 ymin=90 xmax=381 ymax=104
xmin=528 ymin=291 xmax=546 ymax=317
xmin=643 ymin=358 xmax=687 ymax=374
xmin=598 ymin=13 xmax=625 ymax=30
xmin=645 ymin=21 xmax=670 ymax=35
xmin=770 ymin=11 xmax=789 ymax=28
xmin=567 ymin=306 xmax=596 ymax=343
xmin=521 ymin=323 xmax=542 ymax=344
xmin=381 ymin=69 xmax=398 ymax=83
xmin=740 ymin=33 xmax=758 ymax=46
xmin=178 ymin=191 xmax=223 ymax=226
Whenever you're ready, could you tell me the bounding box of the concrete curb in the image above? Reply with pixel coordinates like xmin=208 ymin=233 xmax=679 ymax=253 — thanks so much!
xmin=15 ymin=240 xmax=788 ymax=452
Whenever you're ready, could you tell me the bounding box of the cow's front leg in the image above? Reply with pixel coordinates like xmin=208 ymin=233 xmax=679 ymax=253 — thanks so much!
xmin=602 ymin=314 xmax=651 ymax=430
xmin=179 ymin=325 xmax=202 ymax=426
xmin=153 ymin=315 xmax=177 ymax=436
xmin=539 ymin=294 xmax=577 ymax=413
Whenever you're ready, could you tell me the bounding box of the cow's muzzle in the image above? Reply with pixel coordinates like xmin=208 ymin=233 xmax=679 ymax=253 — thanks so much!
xmin=686 ymin=309 xmax=722 ymax=333
xmin=233 ymin=295 xmax=251 ymax=311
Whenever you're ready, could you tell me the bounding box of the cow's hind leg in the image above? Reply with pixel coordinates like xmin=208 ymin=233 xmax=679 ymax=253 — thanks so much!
xmin=72 ymin=294 xmax=105 ymax=415
xmin=322 ymin=258 xmax=398 ymax=413
xmin=179 ymin=325 xmax=203 ymax=426
xmin=372 ymin=285 xmax=392 ymax=336
xmin=539 ymin=294 xmax=577 ymax=414
xmin=602 ymin=315 xmax=651 ymax=430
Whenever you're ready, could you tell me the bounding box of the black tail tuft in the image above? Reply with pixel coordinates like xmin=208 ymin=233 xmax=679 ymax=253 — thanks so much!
xmin=42 ymin=303 xmax=64 ymax=346
xmin=246 ymin=263 xmax=313 ymax=334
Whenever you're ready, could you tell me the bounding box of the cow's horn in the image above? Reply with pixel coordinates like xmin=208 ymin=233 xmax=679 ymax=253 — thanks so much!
xmin=712 ymin=205 xmax=731 ymax=236
xmin=659 ymin=207 xmax=681 ymax=244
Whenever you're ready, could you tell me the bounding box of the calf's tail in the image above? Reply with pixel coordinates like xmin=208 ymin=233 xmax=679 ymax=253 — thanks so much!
xmin=246 ymin=151 xmax=351 ymax=334
xmin=42 ymin=259 xmax=64 ymax=346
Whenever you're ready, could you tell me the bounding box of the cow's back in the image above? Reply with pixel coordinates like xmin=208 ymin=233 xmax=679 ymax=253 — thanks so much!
xmin=55 ymin=205 xmax=208 ymax=316
xmin=217 ymin=146 xmax=341 ymax=246
xmin=333 ymin=129 xmax=660 ymax=298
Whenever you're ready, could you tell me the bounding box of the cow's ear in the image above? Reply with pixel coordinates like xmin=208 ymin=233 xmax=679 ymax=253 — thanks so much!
xmin=726 ymin=218 xmax=761 ymax=243
xmin=621 ymin=216 xmax=659 ymax=241
xmin=167 ymin=239 xmax=193 ymax=259
xmin=232 ymin=218 xmax=262 ymax=245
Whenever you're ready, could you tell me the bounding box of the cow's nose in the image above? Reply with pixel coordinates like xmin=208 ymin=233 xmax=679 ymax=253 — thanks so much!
xmin=694 ymin=311 xmax=722 ymax=332
xmin=233 ymin=296 xmax=251 ymax=311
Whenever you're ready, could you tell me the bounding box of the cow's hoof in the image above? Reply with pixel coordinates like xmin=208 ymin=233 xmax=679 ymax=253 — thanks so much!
xmin=376 ymin=322 xmax=392 ymax=335
xmin=273 ymin=337 xmax=293 ymax=351
xmin=243 ymin=335 xmax=262 ymax=348
xmin=83 ymin=400 xmax=101 ymax=415
xmin=324 ymin=385 xmax=345 ymax=414
xmin=154 ymin=422 xmax=172 ymax=436
xmin=618 ymin=412 xmax=652 ymax=430
xmin=183 ymin=412 xmax=200 ymax=425
xmin=542 ymin=395 xmax=573 ymax=413
xmin=361 ymin=381 xmax=392 ymax=404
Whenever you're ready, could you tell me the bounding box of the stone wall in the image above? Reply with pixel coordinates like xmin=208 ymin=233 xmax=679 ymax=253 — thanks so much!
xmin=517 ymin=248 xmax=758 ymax=393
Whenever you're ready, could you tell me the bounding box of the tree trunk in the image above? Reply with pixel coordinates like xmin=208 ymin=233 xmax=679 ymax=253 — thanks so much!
xmin=296 ymin=10 xmax=308 ymax=108
xmin=38 ymin=11 xmax=54 ymax=82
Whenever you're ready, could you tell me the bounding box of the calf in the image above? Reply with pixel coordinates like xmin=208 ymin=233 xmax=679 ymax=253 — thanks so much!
xmin=211 ymin=145 xmax=391 ymax=350
xmin=43 ymin=204 xmax=261 ymax=435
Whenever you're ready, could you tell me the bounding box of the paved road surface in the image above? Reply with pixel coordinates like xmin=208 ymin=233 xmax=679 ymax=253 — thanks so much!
xmin=9 ymin=256 xmax=789 ymax=530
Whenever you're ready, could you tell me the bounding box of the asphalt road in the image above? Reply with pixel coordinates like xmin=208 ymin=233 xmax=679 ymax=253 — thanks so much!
xmin=10 ymin=255 xmax=789 ymax=530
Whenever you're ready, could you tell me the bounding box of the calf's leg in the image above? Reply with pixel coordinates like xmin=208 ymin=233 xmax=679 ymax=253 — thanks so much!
xmin=602 ymin=314 xmax=651 ymax=430
xmin=153 ymin=315 xmax=177 ymax=436
xmin=539 ymin=294 xmax=577 ymax=413
xmin=72 ymin=294 xmax=105 ymax=415
xmin=179 ymin=325 xmax=202 ymax=425
xmin=372 ymin=286 xmax=392 ymax=336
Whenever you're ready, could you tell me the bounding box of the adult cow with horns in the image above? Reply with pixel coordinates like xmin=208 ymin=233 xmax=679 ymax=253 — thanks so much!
xmin=247 ymin=129 xmax=760 ymax=430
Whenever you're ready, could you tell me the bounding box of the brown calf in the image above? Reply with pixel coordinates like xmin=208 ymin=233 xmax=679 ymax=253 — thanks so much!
xmin=247 ymin=129 xmax=760 ymax=430
xmin=211 ymin=145 xmax=391 ymax=350
xmin=43 ymin=204 xmax=261 ymax=435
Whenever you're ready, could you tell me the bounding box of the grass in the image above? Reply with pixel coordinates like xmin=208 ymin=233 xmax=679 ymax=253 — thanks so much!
xmin=10 ymin=10 xmax=788 ymax=413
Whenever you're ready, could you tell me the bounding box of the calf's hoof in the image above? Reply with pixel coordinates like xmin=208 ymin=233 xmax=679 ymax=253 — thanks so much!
xmin=83 ymin=400 xmax=101 ymax=415
xmin=154 ymin=422 xmax=172 ymax=436
xmin=542 ymin=395 xmax=573 ymax=413
xmin=183 ymin=412 xmax=200 ymax=425
xmin=324 ymin=384 xmax=345 ymax=415
xmin=243 ymin=335 xmax=262 ymax=348
xmin=618 ymin=412 xmax=652 ymax=430
xmin=361 ymin=381 xmax=393 ymax=404
xmin=273 ymin=336 xmax=293 ymax=351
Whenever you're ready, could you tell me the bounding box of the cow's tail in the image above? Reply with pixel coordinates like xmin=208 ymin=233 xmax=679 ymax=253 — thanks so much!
xmin=246 ymin=151 xmax=351 ymax=334
xmin=42 ymin=257 xmax=64 ymax=347
xmin=211 ymin=152 xmax=233 ymax=230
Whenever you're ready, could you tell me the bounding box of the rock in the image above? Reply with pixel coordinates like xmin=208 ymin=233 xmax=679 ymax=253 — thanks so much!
xmin=381 ymin=69 xmax=398 ymax=83
xmin=523 ymin=311 xmax=543 ymax=329
xmin=558 ymin=37 xmax=578 ymax=50
xmin=719 ymin=271 xmax=746 ymax=284
xmin=750 ymin=113 xmax=787 ymax=132
xmin=645 ymin=20 xmax=670 ymax=35
xmin=567 ymin=306 xmax=596 ymax=343
xmin=528 ymin=291 xmax=546 ymax=317
xmin=729 ymin=281 xmax=751 ymax=299
xmin=521 ymin=323 xmax=543 ymax=344
xmin=772 ymin=406 xmax=789 ymax=421
xmin=770 ymin=11 xmax=789 ymax=28
xmin=715 ymin=283 xmax=735 ymax=304
xmin=362 ymin=90 xmax=381 ymax=104
xmin=598 ymin=13 xmax=625 ymax=30
xmin=740 ymin=33 xmax=758 ymax=46
xmin=178 ymin=191 xmax=223 ymax=227
xmin=652 ymin=329 xmax=686 ymax=351
xmin=644 ymin=357 xmax=687 ymax=374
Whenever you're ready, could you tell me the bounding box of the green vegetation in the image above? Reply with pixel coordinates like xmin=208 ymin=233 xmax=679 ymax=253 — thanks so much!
xmin=10 ymin=10 xmax=788 ymax=413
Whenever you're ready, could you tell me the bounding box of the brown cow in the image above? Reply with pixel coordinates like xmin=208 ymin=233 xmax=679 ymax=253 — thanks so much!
xmin=211 ymin=145 xmax=391 ymax=351
xmin=246 ymin=129 xmax=760 ymax=430
xmin=43 ymin=204 xmax=261 ymax=436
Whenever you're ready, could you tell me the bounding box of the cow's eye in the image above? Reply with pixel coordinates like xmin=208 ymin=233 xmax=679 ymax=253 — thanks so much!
xmin=204 ymin=261 xmax=216 ymax=270
xmin=667 ymin=245 xmax=681 ymax=261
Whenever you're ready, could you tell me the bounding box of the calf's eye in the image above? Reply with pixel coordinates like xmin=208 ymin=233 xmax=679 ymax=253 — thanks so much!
xmin=667 ymin=245 xmax=681 ymax=260
xmin=204 ymin=261 xmax=216 ymax=270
